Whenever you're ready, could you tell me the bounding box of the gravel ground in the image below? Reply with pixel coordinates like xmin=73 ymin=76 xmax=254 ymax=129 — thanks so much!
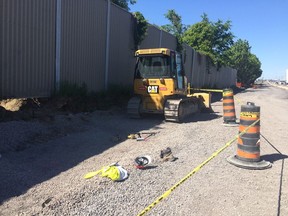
xmin=0 ymin=84 xmax=287 ymax=216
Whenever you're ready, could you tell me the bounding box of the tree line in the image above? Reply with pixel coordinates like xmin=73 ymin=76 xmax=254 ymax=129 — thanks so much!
xmin=113 ymin=0 xmax=262 ymax=85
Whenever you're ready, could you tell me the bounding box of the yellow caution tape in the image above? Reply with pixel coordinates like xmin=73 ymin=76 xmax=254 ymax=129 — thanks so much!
xmin=191 ymin=88 xmax=223 ymax=93
xmin=137 ymin=119 xmax=260 ymax=216
xmin=240 ymin=112 xmax=260 ymax=118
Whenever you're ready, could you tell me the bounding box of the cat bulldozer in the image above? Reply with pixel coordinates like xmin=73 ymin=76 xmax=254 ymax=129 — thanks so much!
xmin=127 ymin=48 xmax=211 ymax=122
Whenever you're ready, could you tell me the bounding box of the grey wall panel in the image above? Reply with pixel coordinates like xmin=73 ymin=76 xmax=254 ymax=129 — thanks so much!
xmin=202 ymin=56 xmax=208 ymax=87
xmin=108 ymin=4 xmax=135 ymax=86
xmin=210 ymin=67 xmax=217 ymax=88
xmin=196 ymin=53 xmax=205 ymax=88
xmin=183 ymin=45 xmax=194 ymax=84
xmin=200 ymin=55 xmax=206 ymax=87
xmin=209 ymin=67 xmax=236 ymax=89
xmin=218 ymin=68 xmax=225 ymax=88
xmin=60 ymin=0 xmax=107 ymax=92
xmin=224 ymin=67 xmax=236 ymax=88
xmin=189 ymin=50 xmax=237 ymax=89
xmin=140 ymin=26 xmax=177 ymax=50
xmin=189 ymin=48 xmax=198 ymax=87
xmin=216 ymin=68 xmax=221 ymax=88
xmin=191 ymin=51 xmax=199 ymax=88
xmin=1 ymin=0 xmax=56 ymax=98
xmin=161 ymin=30 xmax=177 ymax=50
xmin=0 ymin=1 xmax=3 ymax=97
xmin=195 ymin=53 xmax=202 ymax=88
xmin=140 ymin=25 xmax=161 ymax=48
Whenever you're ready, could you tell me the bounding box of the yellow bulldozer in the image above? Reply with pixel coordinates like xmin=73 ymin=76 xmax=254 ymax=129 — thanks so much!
xmin=127 ymin=48 xmax=211 ymax=122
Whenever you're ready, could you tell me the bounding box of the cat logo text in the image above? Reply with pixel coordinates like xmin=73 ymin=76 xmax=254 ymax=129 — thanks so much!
xmin=147 ymin=85 xmax=159 ymax=94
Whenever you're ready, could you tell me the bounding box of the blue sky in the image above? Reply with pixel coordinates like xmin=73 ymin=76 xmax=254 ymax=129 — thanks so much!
xmin=130 ymin=0 xmax=288 ymax=80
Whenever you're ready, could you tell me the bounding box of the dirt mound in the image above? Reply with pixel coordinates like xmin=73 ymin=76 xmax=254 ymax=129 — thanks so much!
xmin=0 ymin=99 xmax=26 ymax=111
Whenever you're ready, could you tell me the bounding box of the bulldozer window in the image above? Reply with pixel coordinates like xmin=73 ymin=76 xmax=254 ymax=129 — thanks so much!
xmin=135 ymin=55 xmax=171 ymax=78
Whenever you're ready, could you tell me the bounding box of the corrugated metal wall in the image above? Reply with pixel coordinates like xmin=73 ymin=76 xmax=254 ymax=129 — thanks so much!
xmin=139 ymin=25 xmax=177 ymax=50
xmin=60 ymin=0 xmax=107 ymax=92
xmin=108 ymin=4 xmax=135 ymax=86
xmin=140 ymin=25 xmax=161 ymax=49
xmin=160 ymin=30 xmax=177 ymax=50
xmin=1 ymin=0 xmax=56 ymax=98
xmin=183 ymin=45 xmax=236 ymax=89
xmin=0 ymin=1 xmax=3 ymax=97
xmin=0 ymin=0 xmax=237 ymax=99
xmin=183 ymin=44 xmax=194 ymax=84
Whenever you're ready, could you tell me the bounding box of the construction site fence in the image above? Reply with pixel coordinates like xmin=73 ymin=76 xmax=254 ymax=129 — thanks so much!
xmin=0 ymin=0 xmax=237 ymax=99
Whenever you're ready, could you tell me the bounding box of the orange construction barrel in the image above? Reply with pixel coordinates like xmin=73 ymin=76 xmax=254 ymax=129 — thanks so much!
xmin=227 ymin=102 xmax=271 ymax=169
xmin=222 ymin=88 xmax=236 ymax=124
xmin=237 ymin=102 xmax=260 ymax=162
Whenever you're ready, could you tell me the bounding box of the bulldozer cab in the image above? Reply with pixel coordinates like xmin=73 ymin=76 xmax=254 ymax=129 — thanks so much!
xmin=134 ymin=48 xmax=185 ymax=90
xmin=135 ymin=55 xmax=170 ymax=78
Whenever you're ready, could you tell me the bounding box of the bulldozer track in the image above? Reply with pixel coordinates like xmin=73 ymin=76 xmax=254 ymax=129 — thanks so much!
xmin=164 ymin=97 xmax=199 ymax=122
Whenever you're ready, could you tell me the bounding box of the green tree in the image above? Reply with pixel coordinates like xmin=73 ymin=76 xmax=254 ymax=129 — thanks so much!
xmin=248 ymin=54 xmax=262 ymax=84
xmin=133 ymin=12 xmax=148 ymax=49
xmin=183 ymin=14 xmax=234 ymax=67
xmin=226 ymin=39 xmax=262 ymax=84
xmin=161 ymin=10 xmax=187 ymax=51
xmin=111 ymin=0 xmax=136 ymax=11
